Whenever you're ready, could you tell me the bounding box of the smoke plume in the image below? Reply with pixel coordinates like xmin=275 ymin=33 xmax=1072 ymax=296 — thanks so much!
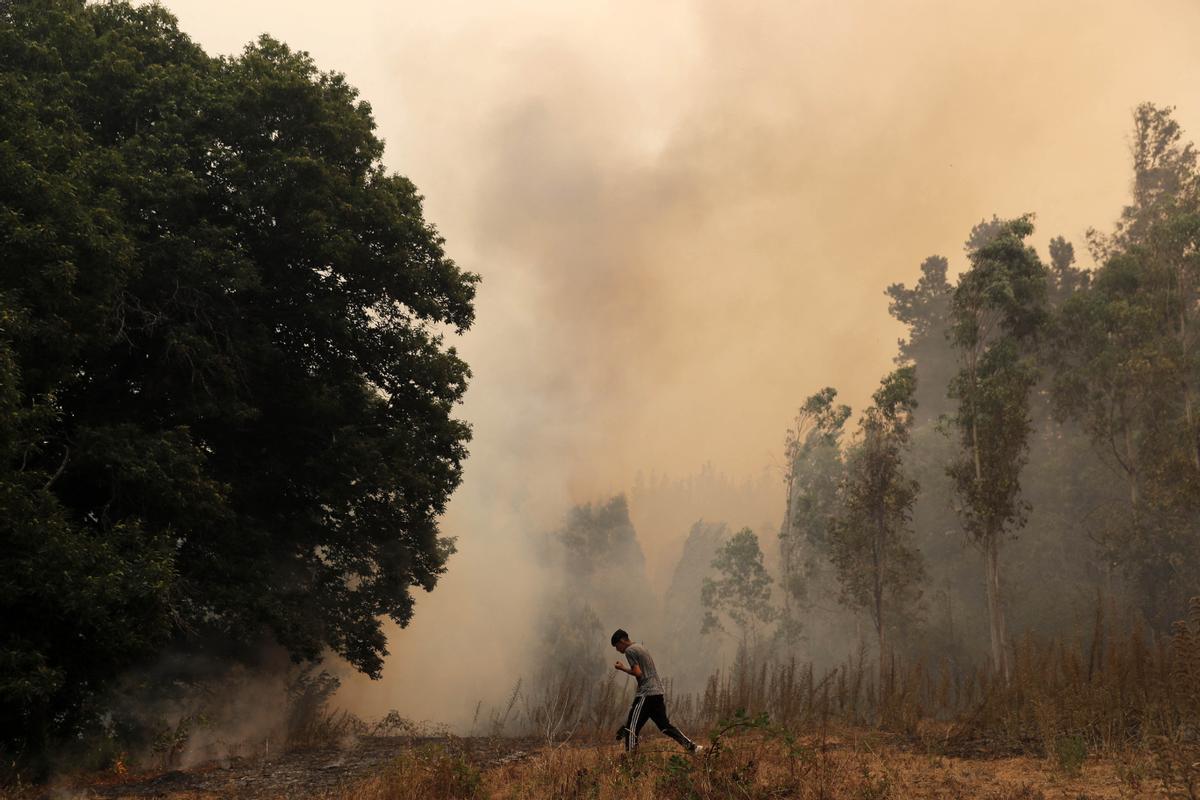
xmin=156 ymin=0 xmax=1200 ymax=726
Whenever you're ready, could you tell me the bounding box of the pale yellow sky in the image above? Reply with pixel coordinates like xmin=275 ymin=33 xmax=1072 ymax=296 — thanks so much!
xmin=158 ymin=0 xmax=1200 ymax=723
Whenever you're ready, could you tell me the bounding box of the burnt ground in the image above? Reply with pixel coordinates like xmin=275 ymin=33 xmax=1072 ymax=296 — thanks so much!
xmin=49 ymin=736 xmax=542 ymax=800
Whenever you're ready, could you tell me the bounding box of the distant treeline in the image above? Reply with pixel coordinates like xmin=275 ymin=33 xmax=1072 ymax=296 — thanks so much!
xmin=779 ymin=102 xmax=1200 ymax=680
xmin=537 ymin=103 xmax=1200 ymax=699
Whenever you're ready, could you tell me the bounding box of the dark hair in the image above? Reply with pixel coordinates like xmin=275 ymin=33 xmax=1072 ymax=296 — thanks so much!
xmin=610 ymin=629 xmax=629 ymax=646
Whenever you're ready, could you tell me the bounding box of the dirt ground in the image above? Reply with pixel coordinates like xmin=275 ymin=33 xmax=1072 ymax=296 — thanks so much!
xmin=36 ymin=736 xmax=540 ymax=799
xmin=18 ymin=732 xmax=1187 ymax=799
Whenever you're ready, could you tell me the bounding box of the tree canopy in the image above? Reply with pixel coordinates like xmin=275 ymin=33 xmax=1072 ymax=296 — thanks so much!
xmin=702 ymin=528 xmax=777 ymax=646
xmin=0 ymin=0 xmax=477 ymax=756
xmin=780 ymin=104 xmax=1200 ymax=683
xmin=829 ymin=366 xmax=923 ymax=673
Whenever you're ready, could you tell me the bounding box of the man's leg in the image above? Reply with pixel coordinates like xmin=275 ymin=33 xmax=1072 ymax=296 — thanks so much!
xmin=618 ymin=695 xmax=648 ymax=752
xmin=644 ymin=695 xmax=697 ymax=752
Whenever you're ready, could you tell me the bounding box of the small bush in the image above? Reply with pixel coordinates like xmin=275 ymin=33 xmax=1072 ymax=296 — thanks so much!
xmin=655 ymin=754 xmax=698 ymax=800
xmin=352 ymin=743 xmax=482 ymax=800
xmin=1053 ymin=734 xmax=1087 ymax=776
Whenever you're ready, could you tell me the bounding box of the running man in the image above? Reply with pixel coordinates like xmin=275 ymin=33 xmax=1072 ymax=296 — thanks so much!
xmin=610 ymin=629 xmax=701 ymax=753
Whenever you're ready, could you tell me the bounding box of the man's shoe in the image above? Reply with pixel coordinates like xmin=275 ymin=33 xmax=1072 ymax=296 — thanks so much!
xmin=691 ymin=744 xmax=704 ymax=755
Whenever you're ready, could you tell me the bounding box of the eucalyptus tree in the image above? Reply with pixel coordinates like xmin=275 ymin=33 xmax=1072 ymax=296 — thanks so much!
xmin=1049 ymin=256 xmax=1162 ymax=512
xmin=1046 ymin=237 xmax=1089 ymax=306
xmin=702 ymin=528 xmax=778 ymax=650
xmin=829 ymin=367 xmax=923 ymax=680
xmin=1116 ymin=106 xmax=1200 ymax=622
xmin=947 ymin=216 xmax=1049 ymax=681
xmin=779 ymin=388 xmax=851 ymax=616
xmin=1118 ymin=104 xmax=1200 ymax=473
xmin=886 ymin=256 xmax=955 ymax=421
xmin=1049 ymin=105 xmax=1200 ymax=625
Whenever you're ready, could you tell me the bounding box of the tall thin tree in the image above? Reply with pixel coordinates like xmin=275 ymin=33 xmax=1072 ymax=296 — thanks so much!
xmin=830 ymin=367 xmax=923 ymax=682
xmin=779 ymin=389 xmax=850 ymax=640
xmin=947 ymin=216 xmax=1048 ymax=682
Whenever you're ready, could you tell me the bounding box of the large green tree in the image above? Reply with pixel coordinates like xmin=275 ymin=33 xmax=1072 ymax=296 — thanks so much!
xmin=0 ymin=0 xmax=477 ymax=756
xmin=1050 ymin=105 xmax=1200 ymax=626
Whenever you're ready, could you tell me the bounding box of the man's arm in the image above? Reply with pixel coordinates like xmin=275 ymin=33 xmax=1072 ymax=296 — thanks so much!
xmin=615 ymin=647 xmax=644 ymax=677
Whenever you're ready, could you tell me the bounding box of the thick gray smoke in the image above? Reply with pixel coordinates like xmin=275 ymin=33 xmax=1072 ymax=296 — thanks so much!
xmin=155 ymin=0 xmax=1200 ymax=727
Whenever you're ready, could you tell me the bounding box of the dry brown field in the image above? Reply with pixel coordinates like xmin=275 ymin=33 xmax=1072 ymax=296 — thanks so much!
xmin=9 ymin=726 xmax=1197 ymax=800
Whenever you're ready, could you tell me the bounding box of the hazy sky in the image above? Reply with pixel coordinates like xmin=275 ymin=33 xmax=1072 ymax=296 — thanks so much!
xmin=158 ymin=0 xmax=1200 ymax=723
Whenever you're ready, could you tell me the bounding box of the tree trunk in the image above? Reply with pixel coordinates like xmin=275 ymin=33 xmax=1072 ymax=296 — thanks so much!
xmin=874 ymin=513 xmax=887 ymax=687
xmin=1177 ymin=268 xmax=1200 ymax=471
xmin=945 ymin=582 xmax=956 ymax=648
xmin=971 ymin=418 xmax=984 ymax=485
xmin=780 ymin=467 xmax=796 ymax=616
xmin=983 ymin=530 xmax=1011 ymax=682
xmin=876 ymin=607 xmax=887 ymax=691
xmin=1124 ymin=423 xmax=1139 ymax=508
xmin=969 ymin=372 xmax=1010 ymax=681
xmin=1183 ymin=379 xmax=1200 ymax=471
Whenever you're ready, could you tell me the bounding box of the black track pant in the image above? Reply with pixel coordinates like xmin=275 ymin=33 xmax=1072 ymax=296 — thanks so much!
xmin=618 ymin=694 xmax=696 ymax=752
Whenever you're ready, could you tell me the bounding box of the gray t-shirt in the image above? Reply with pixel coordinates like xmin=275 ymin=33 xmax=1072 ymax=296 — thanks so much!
xmin=624 ymin=643 xmax=665 ymax=697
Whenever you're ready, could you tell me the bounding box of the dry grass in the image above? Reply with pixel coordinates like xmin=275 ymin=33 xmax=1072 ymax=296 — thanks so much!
xmin=8 ymin=600 xmax=1200 ymax=799
xmin=9 ymin=723 xmax=1196 ymax=799
xmin=499 ymin=598 xmax=1200 ymax=767
xmin=337 ymin=730 xmax=1174 ymax=800
xmin=657 ymin=598 xmax=1200 ymax=758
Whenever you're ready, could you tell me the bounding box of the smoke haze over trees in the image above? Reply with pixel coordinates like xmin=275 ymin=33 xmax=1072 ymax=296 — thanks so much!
xmin=297 ymin=0 xmax=1200 ymax=728
xmin=6 ymin=0 xmax=1200 ymax=777
xmin=500 ymin=103 xmax=1200 ymax=736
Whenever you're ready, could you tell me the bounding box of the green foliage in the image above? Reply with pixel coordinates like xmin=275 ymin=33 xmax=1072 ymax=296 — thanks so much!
xmin=707 ymin=708 xmax=773 ymax=745
xmin=1119 ymin=103 xmax=1199 ymax=245
xmin=650 ymin=710 xmax=774 ymax=800
xmin=365 ymin=742 xmax=483 ymax=800
xmin=886 ymin=255 xmax=956 ymax=420
xmin=1046 ymin=236 xmax=1088 ymax=305
xmin=702 ymin=529 xmax=777 ymax=644
xmin=945 ymin=215 xmax=1048 ymax=677
xmin=0 ymin=0 xmax=476 ymax=761
xmin=829 ymin=367 xmax=924 ymax=658
xmin=780 ymin=388 xmax=850 ymax=605
xmin=774 ymin=106 xmax=1200 ymax=710
xmin=1047 ymin=104 xmax=1200 ymax=627
xmin=1052 ymin=733 xmax=1087 ymax=776
xmin=947 ymin=337 xmax=1040 ymax=538
xmin=656 ymin=753 xmax=699 ymax=800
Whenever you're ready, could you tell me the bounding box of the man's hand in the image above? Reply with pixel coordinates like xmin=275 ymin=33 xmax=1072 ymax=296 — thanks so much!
xmin=614 ymin=661 xmax=643 ymax=678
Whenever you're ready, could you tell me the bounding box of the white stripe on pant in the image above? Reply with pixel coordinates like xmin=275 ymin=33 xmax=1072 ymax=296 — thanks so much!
xmin=627 ymin=695 xmax=646 ymax=751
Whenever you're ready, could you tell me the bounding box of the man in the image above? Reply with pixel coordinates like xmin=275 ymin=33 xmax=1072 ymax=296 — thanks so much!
xmin=611 ymin=629 xmax=701 ymax=753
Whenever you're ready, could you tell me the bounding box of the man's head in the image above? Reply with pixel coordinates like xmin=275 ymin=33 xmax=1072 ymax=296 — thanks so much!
xmin=610 ymin=629 xmax=631 ymax=653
